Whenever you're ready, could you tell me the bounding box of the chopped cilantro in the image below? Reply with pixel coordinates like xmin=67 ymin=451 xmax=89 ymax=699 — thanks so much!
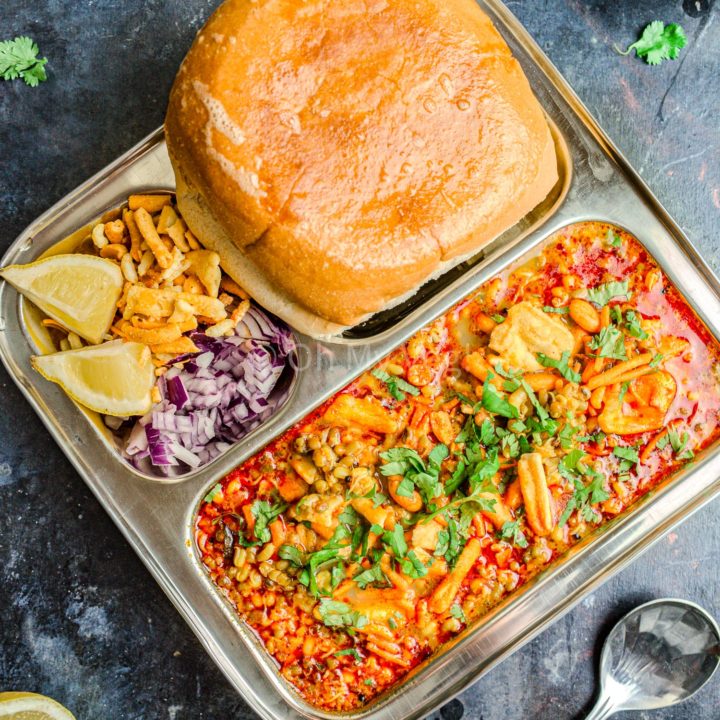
xmin=587 ymin=280 xmax=632 ymax=307
xmin=203 ymin=482 xmax=222 ymax=503
xmin=668 ymin=428 xmax=694 ymax=460
xmin=371 ymin=368 xmax=420 ymax=402
xmin=501 ymin=433 xmax=520 ymax=459
xmin=399 ymin=549 xmax=430 ymax=578
xmin=536 ymin=350 xmax=582 ymax=383
xmin=353 ymin=563 xmax=387 ymax=589
xmin=558 ymin=450 xmax=609 ymax=526
xmin=482 ymin=373 xmax=519 ymax=419
xmin=450 ymin=604 xmax=467 ymax=623
xmin=589 ymin=326 xmax=628 ymax=360
xmin=278 ymin=544 xmax=305 ymax=566
xmin=499 ymin=519 xmax=529 ymax=548
xmin=491 ymin=314 xmax=505 ymax=323
xmin=379 ymin=444 xmax=448 ymax=506
xmin=623 ymin=310 xmax=648 ymax=339
xmin=317 ymin=599 xmax=368 ymax=630
xmin=251 ymin=500 xmax=288 ymax=543
xmin=543 ymin=306 xmax=569 ymax=314
xmin=605 ymin=229 xmax=623 ymax=248
xmin=334 ymin=648 xmax=362 ymax=662
xmin=649 ymin=353 xmax=664 ymax=368
xmin=382 ymin=524 xmax=408 ymax=559
xmin=558 ymin=422 xmax=580 ymax=449
xmin=618 ymin=381 xmax=631 ymax=405
xmin=613 ymin=445 xmax=640 ymax=472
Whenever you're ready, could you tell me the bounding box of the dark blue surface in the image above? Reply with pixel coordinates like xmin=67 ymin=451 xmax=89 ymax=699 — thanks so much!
xmin=1 ymin=2 xmax=719 ymax=718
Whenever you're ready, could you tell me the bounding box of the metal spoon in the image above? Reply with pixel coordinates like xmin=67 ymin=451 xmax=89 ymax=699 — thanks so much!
xmin=585 ymin=598 xmax=720 ymax=719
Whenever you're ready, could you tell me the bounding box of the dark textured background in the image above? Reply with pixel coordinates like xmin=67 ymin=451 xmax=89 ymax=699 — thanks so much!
xmin=1 ymin=1 xmax=719 ymax=719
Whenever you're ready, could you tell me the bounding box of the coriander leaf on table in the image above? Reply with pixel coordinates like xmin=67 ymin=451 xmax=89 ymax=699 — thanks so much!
xmin=0 ymin=36 xmax=48 ymax=86
xmin=616 ymin=21 xmax=687 ymax=66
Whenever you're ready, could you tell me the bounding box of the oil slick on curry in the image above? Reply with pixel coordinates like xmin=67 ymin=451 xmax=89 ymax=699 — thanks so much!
xmin=196 ymin=222 xmax=720 ymax=711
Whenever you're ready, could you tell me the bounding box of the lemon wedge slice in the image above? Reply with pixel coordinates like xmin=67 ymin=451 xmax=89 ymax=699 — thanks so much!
xmin=0 ymin=692 xmax=77 ymax=720
xmin=0 ymin=254 xmax=123 ymax=344
xmin=31 ymin=340 xmax=155 ymax=416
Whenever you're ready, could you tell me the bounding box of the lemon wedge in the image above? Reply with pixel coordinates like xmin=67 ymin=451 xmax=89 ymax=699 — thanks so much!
xmin=0 ymin=692 xmax=77 ymax=720
xmin=0 ymin=254 xmax=123 ymax=344
xmin=31 ymin=340 xmax=155 ymax=416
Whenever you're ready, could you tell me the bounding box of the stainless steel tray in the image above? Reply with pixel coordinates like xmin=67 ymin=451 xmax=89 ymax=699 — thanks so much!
xmin=3 ymin=1 xmax=720 ymax=719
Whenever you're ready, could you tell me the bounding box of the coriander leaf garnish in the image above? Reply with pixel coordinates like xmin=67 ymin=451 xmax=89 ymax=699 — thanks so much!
xmin=589 ymin=326 xmax=628 ymax=360
xmin=499 ymin=519 xmax=528 ymax=548
xmin=616 ymin=21 xmax=687 ymax=66
xmin=371 ymin=368 xmax=420 ymax=401
xmin=491 ymin=314 xmax=505 ymax=323
xmin=450 ymin=604 xmax=467 ymax=623
xmin=334 ymin=647 xmax=363 ymax=662
xmin=617 ymin=381 xmax=631 ymax=407
xmin=587 ymin=280 xmax=632 ymax=307
xmin=278 ymin=544 xmax=305 ymax=566
xmin=605 ymin=229 xmax=623 ymax=248
xmin=663 ymin=428 xmax=695 ymax=460
xmin=558 ymin=450 xmax=609 ymax=526
xmin=399 ymin=549 xmax=430 ymax=578
xmin=317 ymin=599 xmax=368 ymax=630
xmin=536 ymin=350 xmax=582 ymax=383
xmin=379 ymin=444 xmax=448 ymax=506
xmin=543 ymin=306 xmax=569 ymax=314
xmin=0 ymin=36 xmax=48 ymax=87
xmin=203 ymin=482 xmax=222 ymax=503
xmin=649 ymin=353 xmax=664 ymax=368
xmin=622 ymin=310 xmax=648 ymax=339
xmin=613 ymin=445 xmax=640 ymax=472
xmin=482 ymin=373 xmax=519 ymax=419
xmin=251 ymin=499 xmax=288 ymax=543
xmin=353 ymin=563 xmax=387 ymax=589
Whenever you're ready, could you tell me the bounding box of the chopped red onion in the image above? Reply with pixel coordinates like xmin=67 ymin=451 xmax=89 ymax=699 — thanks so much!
xmin=123 ymin=306 xmax=295 ymax=476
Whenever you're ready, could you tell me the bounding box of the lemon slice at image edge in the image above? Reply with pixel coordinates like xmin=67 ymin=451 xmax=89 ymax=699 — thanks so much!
xmin=0 ymin=254 xmax=123 ymax=345
xmin=32 ymin=340 xmax=156 ymax=417
xmin=0 ymin=692 xmax=77 ymax=720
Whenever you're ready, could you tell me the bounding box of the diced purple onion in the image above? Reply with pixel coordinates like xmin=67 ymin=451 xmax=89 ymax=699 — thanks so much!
xmin=123 ymin=306 xmax=295 ymax=475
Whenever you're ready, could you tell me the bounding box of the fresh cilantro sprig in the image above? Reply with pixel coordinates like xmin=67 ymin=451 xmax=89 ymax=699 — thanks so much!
xmin=613 ymin=445 xmax=640 ymax=473
xmin=482 ymin=372 xmax=519 ymax=419
xmin=379 ymin=444 xmax=449 ymax=506
xmin=317 ymin=598 xmax=368 ymax=630
xmin=610 ymin=307 xmax=648 ymax=340
xmin=499 ymin=519 xmax=529 ymax=548
xmin=0 ymin=36 xmax=48 ymax=86
xmin=657 ymin=428 xmax=695 ymax=460
xmin=203 ymin=482 xmax=222 ymax=503
xmin=616 ymin=21 xmax=687 ymax=66
xmin=558 ymin=450 xmax=609 ymax=525
xmin=587 ymin=280 xmax=631 ymax=307
xmin=605 ymin=229 xmax=623 ymax=248
xmin=251 ymin=499 xmax=288 ymax=543
xmin=371 ymin=368 xmax=420 ymax=402
xmin=537 ymin=350 xmax=581 ymax=383
xmin=589 ymin=325 xmax=628 ymax=360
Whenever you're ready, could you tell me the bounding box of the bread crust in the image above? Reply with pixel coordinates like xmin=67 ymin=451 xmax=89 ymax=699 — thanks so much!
xmin=166 ymin=0 xmax=558 ymax=334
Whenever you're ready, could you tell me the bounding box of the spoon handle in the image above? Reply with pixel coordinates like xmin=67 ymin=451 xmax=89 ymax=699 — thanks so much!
xmin=583 ymin=693 xmax=617 ymax=720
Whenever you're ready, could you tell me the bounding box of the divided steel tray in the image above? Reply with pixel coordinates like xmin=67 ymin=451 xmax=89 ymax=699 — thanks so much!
xmin=3 ymin=2 xmax=720 ymax=719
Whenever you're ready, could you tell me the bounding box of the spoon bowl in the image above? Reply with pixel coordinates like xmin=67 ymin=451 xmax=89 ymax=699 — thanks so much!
xmin=585 ymin=598 xmax=720 ymax=720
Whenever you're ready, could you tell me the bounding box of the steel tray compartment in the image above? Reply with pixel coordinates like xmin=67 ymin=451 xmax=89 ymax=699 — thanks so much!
xmin=188 ymin=219 xmax=720 ymax=718
xmin=2 ymin=1 xmax=720 ymax=720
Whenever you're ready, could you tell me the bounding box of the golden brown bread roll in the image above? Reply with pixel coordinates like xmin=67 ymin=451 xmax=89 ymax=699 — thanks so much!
xmin=165 ymin=0 xmax=558 ymax=338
